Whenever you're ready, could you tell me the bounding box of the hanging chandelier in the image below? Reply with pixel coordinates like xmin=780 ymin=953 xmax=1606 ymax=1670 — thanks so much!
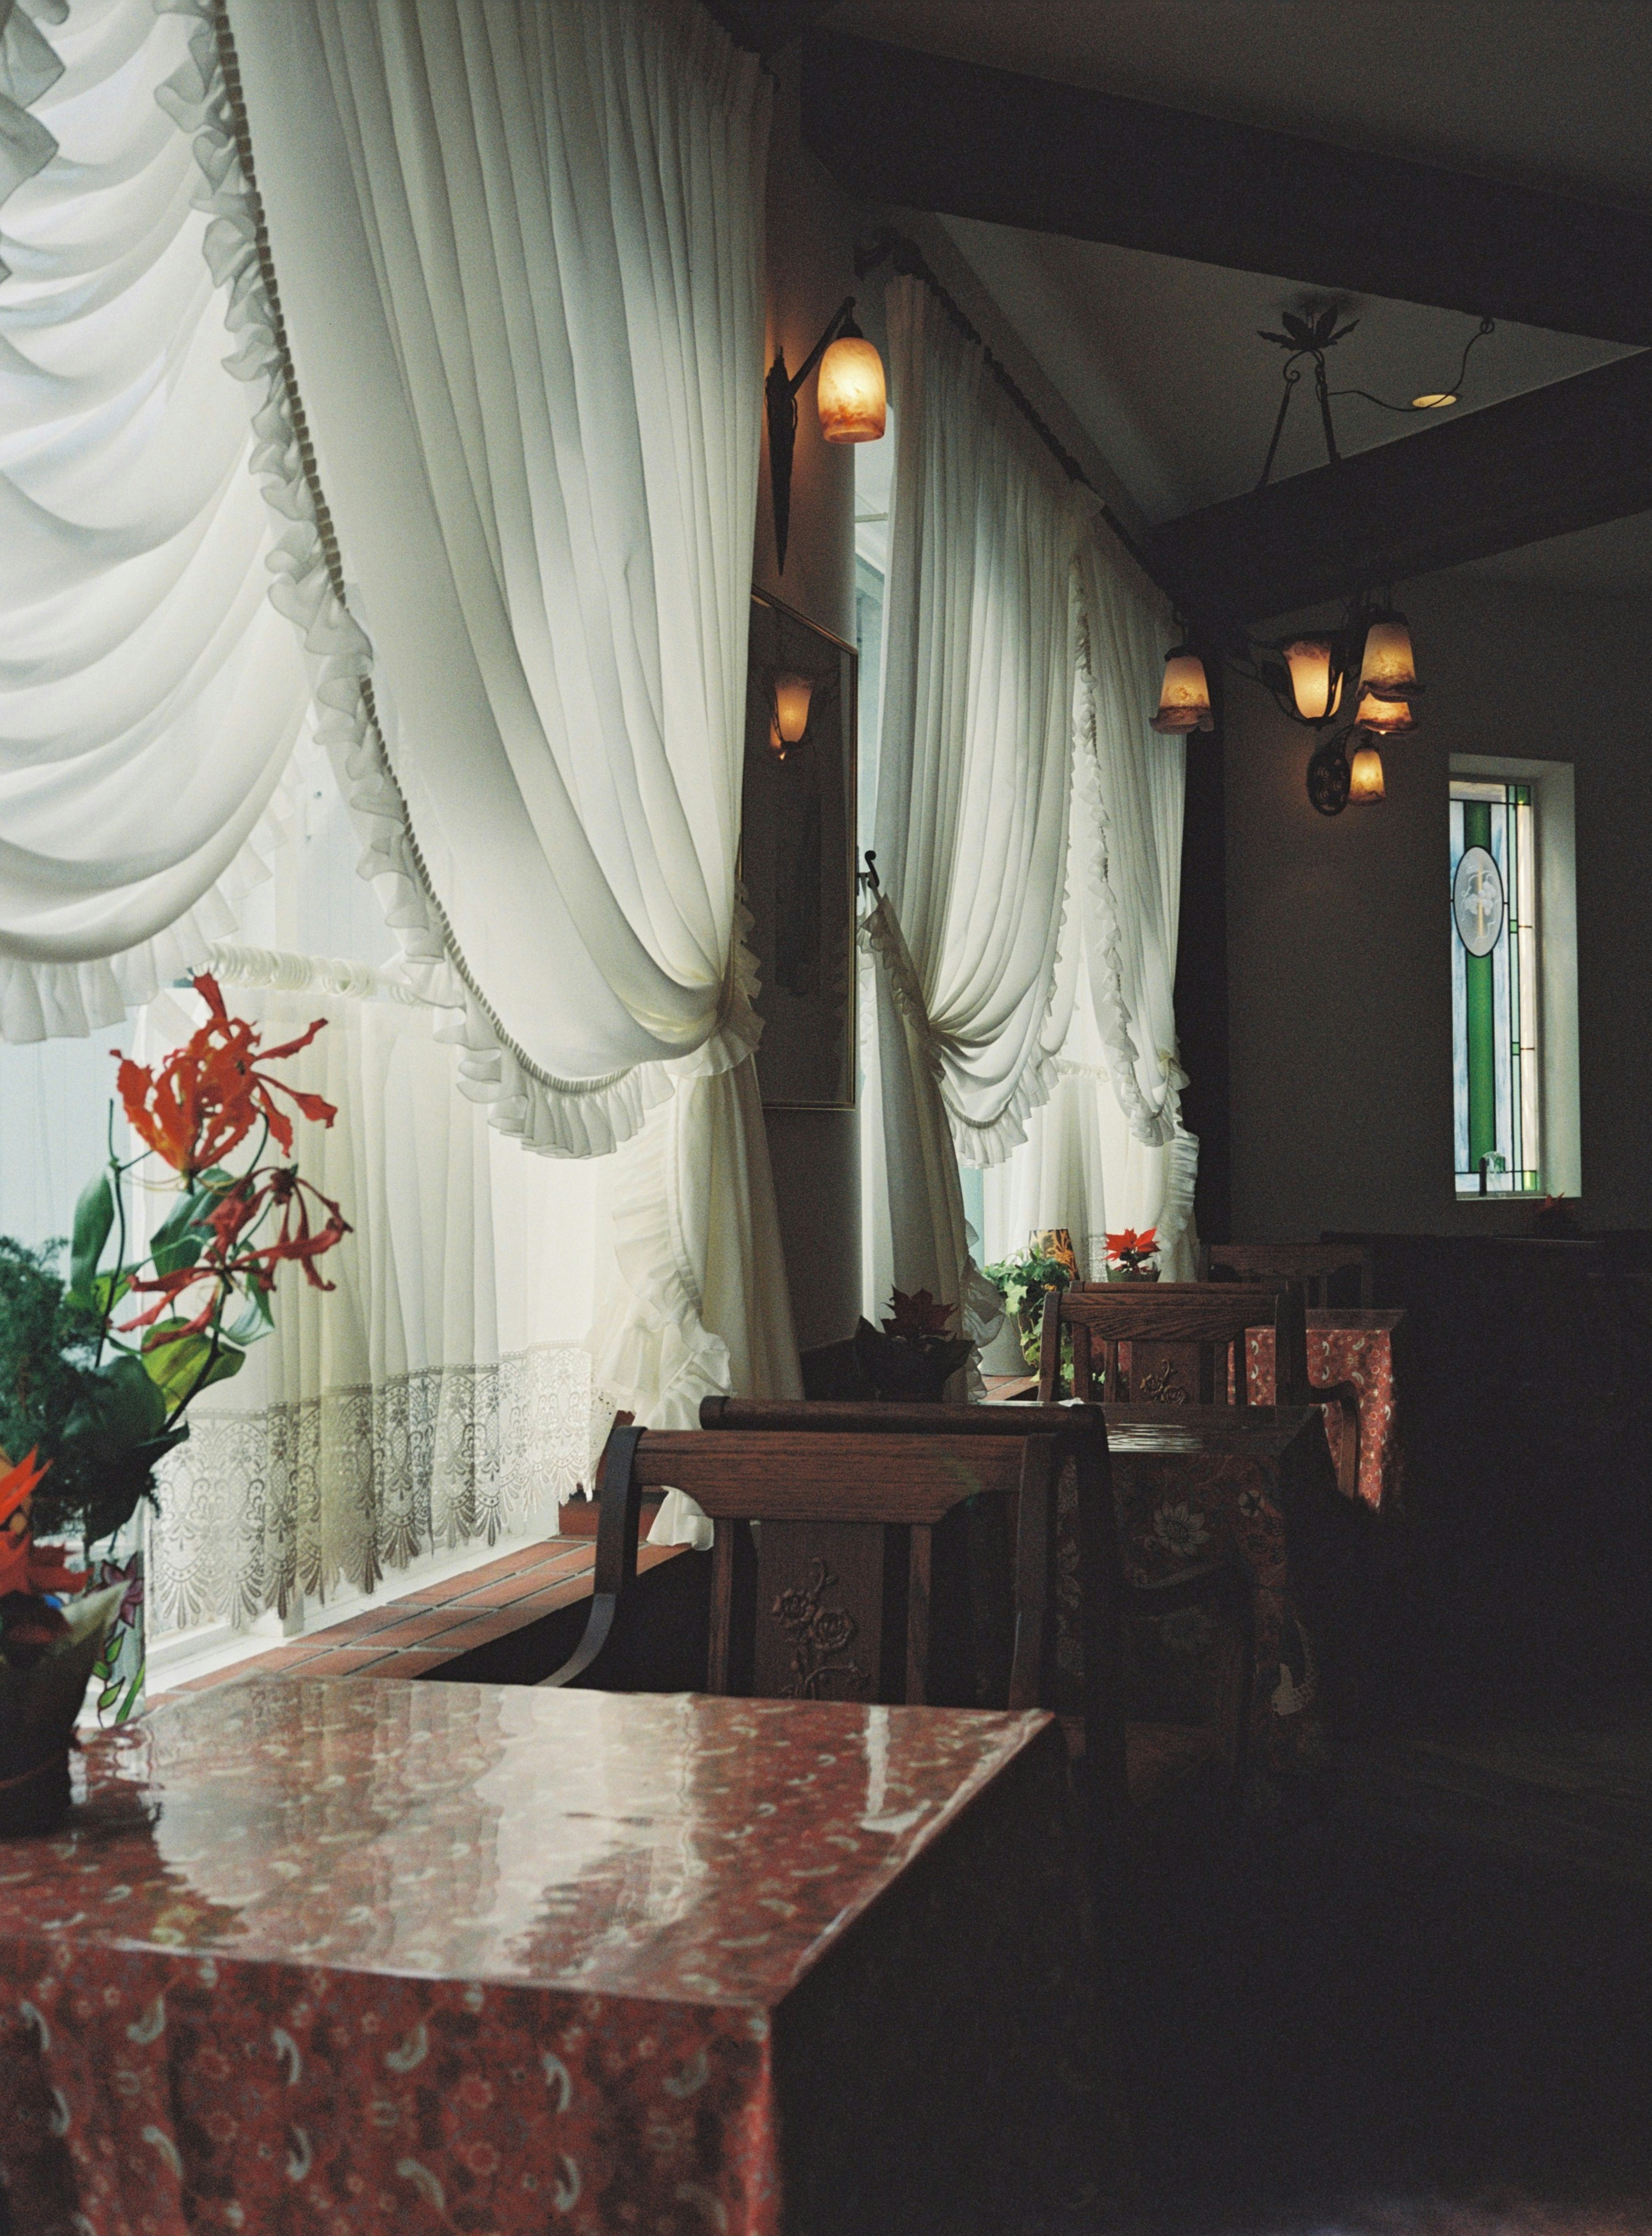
xmin=1150 ymin=306 xmax=1495 ymax=813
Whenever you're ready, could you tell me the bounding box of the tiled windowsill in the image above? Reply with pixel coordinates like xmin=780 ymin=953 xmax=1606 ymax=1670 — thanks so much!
xmin=158 ymin=1536 xmax=687 ymax=1696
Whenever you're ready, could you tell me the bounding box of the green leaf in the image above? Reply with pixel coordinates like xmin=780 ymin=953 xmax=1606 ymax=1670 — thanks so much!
xmin=148 ymin=1189 xmax=216 ymax=1278
xmin=139 ymin=1325 xmax=244 ymax=1409
xmin=222 ymin=1285 xmax=274 ymax=1346
xmin=68 ymin=1174 xmax=115 ymax=1299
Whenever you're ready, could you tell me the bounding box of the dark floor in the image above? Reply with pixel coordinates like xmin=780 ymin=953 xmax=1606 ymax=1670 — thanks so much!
xmin=1110 ymin=1692 xmax=1652 ymax=2235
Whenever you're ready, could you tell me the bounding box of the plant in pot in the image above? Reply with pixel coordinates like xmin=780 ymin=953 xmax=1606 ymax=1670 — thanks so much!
xmin=853 ymin=1288 xmax=975 ymax=1401
xmin=984 ymin=1230 xmax=1077 ymax=1370
xmin=1105 ymin=1226 xmax=1160 ymax=1283
xmin=0 ymin=974 xmax=350 ymax=1830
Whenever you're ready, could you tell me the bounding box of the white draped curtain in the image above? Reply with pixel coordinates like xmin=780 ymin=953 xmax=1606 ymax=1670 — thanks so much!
xmin=0 ymin=0 xmax=313 ymax=1040
xmin=861 ymin=275 xmax=1083 ymax=1337
xmin=0 ymin=0 xmax=802 ymax=1607
xmin=224 ymin=0 xmax=799 ymax=1438
xmin=984 ymin=525 xmax=1199 ymax=1283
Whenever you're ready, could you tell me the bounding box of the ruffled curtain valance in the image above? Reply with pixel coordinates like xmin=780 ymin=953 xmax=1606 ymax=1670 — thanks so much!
xmin=0 ymin=0 xmax=311 ymax=1041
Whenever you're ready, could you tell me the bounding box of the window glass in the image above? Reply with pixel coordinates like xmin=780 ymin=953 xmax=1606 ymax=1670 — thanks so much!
xmin=1451 ymin=777 xmax=1539 ymax=1194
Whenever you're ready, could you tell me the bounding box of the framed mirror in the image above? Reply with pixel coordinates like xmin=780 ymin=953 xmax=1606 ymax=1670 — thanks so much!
xmin=742 ymin=589 xmax=858 ymax=1109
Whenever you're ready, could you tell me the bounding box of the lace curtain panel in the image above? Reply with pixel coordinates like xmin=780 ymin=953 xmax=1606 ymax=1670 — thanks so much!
xmin=136 ymin=978 xmax=620 ymax=1631
xmin=150 ymin=1347 xmax=607 ymax=1632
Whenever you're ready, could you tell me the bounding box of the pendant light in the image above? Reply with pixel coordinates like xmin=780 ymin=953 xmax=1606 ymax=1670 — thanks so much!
xmin=1347 ymin=743 xmax=1386 ymax=801
xmin=1281 ymin=637 xmax=1344 ymax=724
xmin=1353 ymin=609 xmax=1421 ymax=734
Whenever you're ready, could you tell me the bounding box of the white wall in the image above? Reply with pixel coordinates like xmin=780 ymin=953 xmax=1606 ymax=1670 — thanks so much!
xmin=1223 ymin=571 xmax=1652 ymax=1238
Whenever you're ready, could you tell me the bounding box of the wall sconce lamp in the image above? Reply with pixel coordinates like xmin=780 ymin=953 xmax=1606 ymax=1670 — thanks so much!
xmin=766 ymin=295 xmax=886 ymax=574
xmin=1149 ymin=643 xmax=1215 ymax=733
xmin=767 ymin=671 xmax=815 ymax=762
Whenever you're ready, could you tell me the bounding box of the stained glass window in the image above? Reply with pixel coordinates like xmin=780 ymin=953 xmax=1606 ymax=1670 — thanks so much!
xmin=1451 ymin=778 xmax=1540 ymax=1194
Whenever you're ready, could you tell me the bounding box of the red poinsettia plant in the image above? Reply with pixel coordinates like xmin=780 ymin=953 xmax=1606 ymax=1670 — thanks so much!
xmin=0 ymin=974 xmax=351 ymax=1628
xmin=1105 ymin=1226 xmax=1159 ymax=1276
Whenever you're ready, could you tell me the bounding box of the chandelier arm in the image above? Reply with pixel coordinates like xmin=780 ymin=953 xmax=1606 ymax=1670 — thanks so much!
xmin=1254 ymin=362 xmax=1302 ymax=491
xmin=1328 ymin=315 xmax=1497 ymax=414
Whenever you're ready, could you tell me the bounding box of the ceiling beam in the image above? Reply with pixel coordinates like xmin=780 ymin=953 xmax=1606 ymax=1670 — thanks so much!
xmin=801 ymin=30 xmax=1652 ymax=346
xmin=1145 ymin=348 xmax=1652 ymax=624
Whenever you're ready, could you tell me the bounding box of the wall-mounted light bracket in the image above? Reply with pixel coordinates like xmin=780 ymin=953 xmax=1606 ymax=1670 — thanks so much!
xmin=766 ymin=295 xmax=862 ymax=574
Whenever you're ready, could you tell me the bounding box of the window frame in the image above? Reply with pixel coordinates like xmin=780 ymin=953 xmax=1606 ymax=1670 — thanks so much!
xmin=1449 ymin=755 xmax=1580 ymax=1202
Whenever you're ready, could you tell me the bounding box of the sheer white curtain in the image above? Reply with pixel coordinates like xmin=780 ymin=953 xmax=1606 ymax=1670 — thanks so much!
xmin=223 ymin=0 xmax=800 ymax=1447
xmin=861 ymin=274 xmax=1082 ymax=1334
xmin=984 ymin=529 xmax=1199 ymax=1282
xmin=0 ymin=0 xmax=312 ymax=1041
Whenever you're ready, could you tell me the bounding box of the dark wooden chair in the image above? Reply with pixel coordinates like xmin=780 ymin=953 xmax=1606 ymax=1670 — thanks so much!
xmin=1039 ymin=1281 xmax=1362 ymax=1498
xmin=689 ymin=1398 xmax=1253 ymax=1826
xmin=1201 ymin=1241 xmax=1375 ymax=1308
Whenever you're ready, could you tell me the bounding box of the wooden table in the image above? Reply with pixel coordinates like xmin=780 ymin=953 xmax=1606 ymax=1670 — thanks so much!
xmin=1098 ymin=1405 xmax=1372 ymax=1787
xmin=1243 ymin=1306 xmax=1409 ymax=1511
xmin=0 ymin=1677 xmax=1116 ymax=2233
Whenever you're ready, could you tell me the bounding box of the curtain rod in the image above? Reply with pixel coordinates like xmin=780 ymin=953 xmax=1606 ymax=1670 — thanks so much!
xmin=853 ymin=227 xmax=1175 ymax=608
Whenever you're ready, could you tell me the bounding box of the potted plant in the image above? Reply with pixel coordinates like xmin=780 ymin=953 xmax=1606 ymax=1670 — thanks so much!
xmin=0 ymin=973 xmax=350 ymax=1793
xmin=853 ymin=1288 xmax=974 ymax=1401
xmin=984 ymin=1230 xmax=1078 ymax=1370
xmin=1105 ymin=1226 xmax=1160 ymax=1282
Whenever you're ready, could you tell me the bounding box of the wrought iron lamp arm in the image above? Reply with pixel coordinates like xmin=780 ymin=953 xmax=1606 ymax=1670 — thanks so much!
xmin=765 ymin=296 xmax=860 ymax=574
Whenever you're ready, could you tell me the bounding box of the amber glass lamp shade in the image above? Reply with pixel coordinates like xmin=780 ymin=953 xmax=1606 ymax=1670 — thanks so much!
xmin=1282 ymin=636 xmax=1344 ymax=723
xmin=769 ymin=673 xmax=815 ymax=759
xmin=1348 ymin=743 xmax=1386 ymax=801
xmin=817 ymin=335 xmax=886 ymax=444
xmin=1352 ymin=687 xmax=1416 ymax=736
xmin=1357 ymin=616 xmax=1418 ymax=701
xmin=1150 ymin=648 xmax=1214 ymax=734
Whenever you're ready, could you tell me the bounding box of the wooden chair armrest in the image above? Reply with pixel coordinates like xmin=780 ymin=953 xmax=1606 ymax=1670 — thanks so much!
xmin=539 ymin=1423 xmax=645 ymax=1689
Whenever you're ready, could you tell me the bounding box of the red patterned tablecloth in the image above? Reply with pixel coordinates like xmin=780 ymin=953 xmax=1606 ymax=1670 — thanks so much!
xmin=0 ymin=1677 xmax=1110 ymax=2235
xmin=1092 ymin=1407 xmax=1365 ymax=1791
xmin=1245 ymin=1309 xmax=1406 ymax=1511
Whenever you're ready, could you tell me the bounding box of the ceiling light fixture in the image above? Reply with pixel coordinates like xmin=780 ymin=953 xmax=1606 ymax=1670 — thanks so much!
xmin=1253 ymin=305 xmax=1496 ymax=491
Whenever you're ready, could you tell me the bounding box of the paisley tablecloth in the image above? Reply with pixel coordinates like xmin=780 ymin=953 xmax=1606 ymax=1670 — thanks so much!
xmin=1096 ymin=1408 xmax=1366 ymax=1791
xmin=0 ymin=1677 xmax=1116 ymax=2235
xmin=1245 ymin=1309 xmax=1406 ymax=1512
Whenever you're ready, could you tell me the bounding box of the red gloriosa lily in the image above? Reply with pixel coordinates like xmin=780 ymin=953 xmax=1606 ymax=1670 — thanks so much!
xmin=0 ymin=1450 xmax=86 ymax=1602
xmin=116 ymin=973 xmax=336 ymax=1178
